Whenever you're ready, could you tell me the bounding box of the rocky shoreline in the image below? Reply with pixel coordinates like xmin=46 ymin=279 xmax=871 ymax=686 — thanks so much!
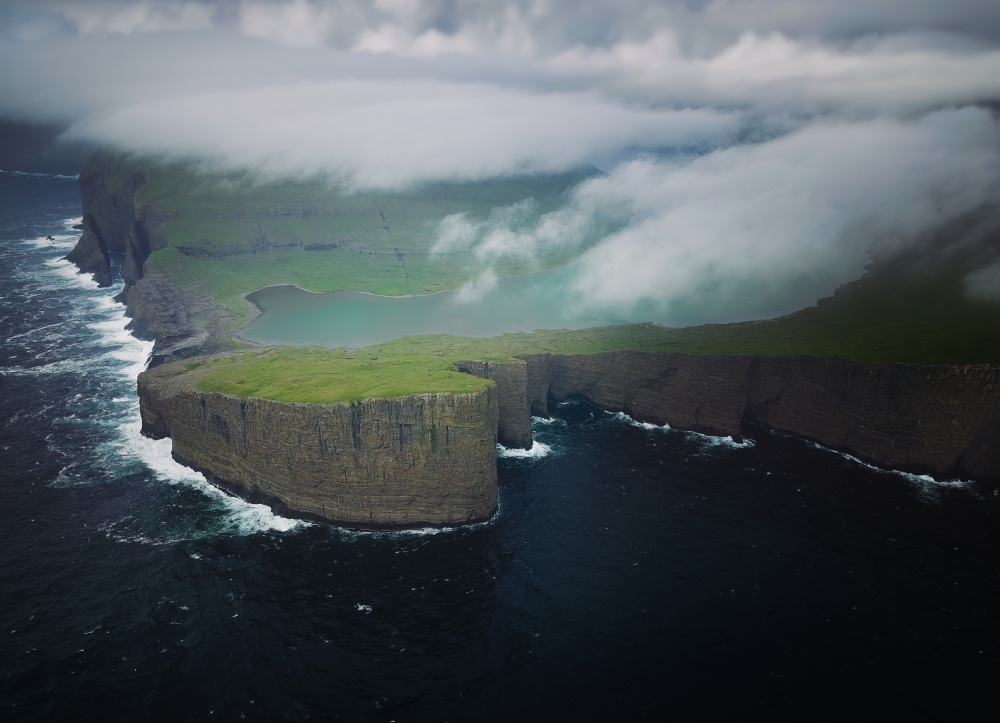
xmin=139 ymin=359 xmax=500 ymax=529
xmin=67 ymin=162 xmax=1000 ymax=528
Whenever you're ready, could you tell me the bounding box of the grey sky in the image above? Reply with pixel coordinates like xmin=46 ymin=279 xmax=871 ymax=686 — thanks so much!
xmin=2 ymin=0 xmax=999 ymax=321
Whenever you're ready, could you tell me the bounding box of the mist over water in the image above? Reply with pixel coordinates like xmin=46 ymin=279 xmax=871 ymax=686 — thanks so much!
xmin=2 ymin=175 xmax=1000 ymax=721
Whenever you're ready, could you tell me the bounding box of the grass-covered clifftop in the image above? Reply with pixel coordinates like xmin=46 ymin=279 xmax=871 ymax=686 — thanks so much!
xmin=187 ymin=243 xmax=1000 ymax=404
xmin=80 ymin=150 xmax=1000 ymax=404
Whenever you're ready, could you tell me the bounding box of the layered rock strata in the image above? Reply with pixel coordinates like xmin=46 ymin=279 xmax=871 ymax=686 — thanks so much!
xmin=139 ymin=360 xmax=499 ymax=529
xmin=520 ymin=352 xmax=1000 ymax=480
xmin=67 ymin=162 xmax=231 ymax=364
xmin=457 ymin=359 xmax=532 ymax=448
xmin=68 ymin=159 xmax=1000 ymax=530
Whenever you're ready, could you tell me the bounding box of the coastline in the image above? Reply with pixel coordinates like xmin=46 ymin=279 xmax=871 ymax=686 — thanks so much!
xmin=62 ymin=158 xmax=1000 ymax=530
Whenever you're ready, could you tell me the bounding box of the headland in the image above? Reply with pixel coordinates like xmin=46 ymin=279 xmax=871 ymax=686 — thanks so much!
xmin=67 ymin=152 xmax=1000 ymax=528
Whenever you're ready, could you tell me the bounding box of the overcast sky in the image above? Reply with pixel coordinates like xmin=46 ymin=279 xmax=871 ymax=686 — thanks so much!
xmin=3 ymin=0 xmax=1000 ymax=322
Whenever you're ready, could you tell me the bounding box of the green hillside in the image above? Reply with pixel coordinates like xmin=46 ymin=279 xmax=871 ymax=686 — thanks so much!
xmin=90 ymin=152 xmax=1000 ymax=403
xmin=88 ymin=151 xmax=617 ymax=323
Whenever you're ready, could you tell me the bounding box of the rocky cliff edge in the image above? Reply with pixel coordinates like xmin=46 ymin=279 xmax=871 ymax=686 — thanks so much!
xmin=139 ymin=359 xmax=500 ymax=529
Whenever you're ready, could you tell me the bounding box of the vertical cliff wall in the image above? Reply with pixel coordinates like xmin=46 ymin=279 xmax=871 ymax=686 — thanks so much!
xmin=743 ymin=356 xmax=1000 ymax=480
xmin=522 ymin=351 xmax=753 ymax=436
xmin=65 ymin=165 xmax=156 ymax=287
xmin=457 ymin=360 xmax=532 ymax=448
xmin=139 ymin=362 xmax=500 ymax=529
xmin=519 ymin=352 xmax=1000 ymax=480
xmin=66 ymin=163 xmax=228 ymax=364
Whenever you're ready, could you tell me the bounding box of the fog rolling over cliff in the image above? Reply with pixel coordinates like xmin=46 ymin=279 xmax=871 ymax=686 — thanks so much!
xmin=4 ymin=0 xmax=1000 ymax=328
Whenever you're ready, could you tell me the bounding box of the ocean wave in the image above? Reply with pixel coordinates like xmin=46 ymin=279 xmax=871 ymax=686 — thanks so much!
xmin=22 ymin=234 xmax=78 ymax=251
xmin=48 ymin=268 xmax=308 ymax=536
xmin=41 ymin=257 xmax=100 ymax=290
xmin=0 ymin=169 xmax=79 ymax=180
xmin=688 ymin=431 xmax=756 ymax=449
xmin=531 ymin=416 xmax=566 ymax=426
xmin=497 ymin=441 xmax=552 ymax=459
xmin=0 ymin=357 xmax=118 ymax=377
xmin=331 ymin=497 xmax=502 ymax=539
xmin=609 ymin=411 xmax=754 ymax=448
xmin=612 ymin=411 xmax=670 ymax=432
xmin=114 ymin=414 xmax=306 ymax=535
xmin=805 ymin=441 xmax=973 ymax=490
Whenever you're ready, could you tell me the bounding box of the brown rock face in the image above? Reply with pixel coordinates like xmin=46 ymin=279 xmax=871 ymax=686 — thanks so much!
xmin=123 ymin=272 xmax=237 ymax=366
xmin=457 ymin=360 xmax=532 ymax=448
xmin=139 ymin=362 xmax=499 ymax=529
xmin=65 ymin=166 xmax=152 ymax=287
xmin=743 ymin=356 xmax=1000 ymax=480
xmin=523 ymin=351 xmax=753 ymax=436
xmin=521 ymin=352 xmax=1000 ymax=480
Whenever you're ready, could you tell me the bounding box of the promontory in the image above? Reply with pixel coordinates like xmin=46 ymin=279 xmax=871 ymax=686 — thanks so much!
xmin=68 ymin=152 xmax=1000 ymax=528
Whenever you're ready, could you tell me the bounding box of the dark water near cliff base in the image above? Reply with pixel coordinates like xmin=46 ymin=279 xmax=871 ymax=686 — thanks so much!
xmin=2 ymin=173 xmax=1000 ymax=722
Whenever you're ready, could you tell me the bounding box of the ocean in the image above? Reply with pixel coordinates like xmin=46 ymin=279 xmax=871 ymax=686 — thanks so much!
xmin=1 ymin=172 xmax=998 ymax=721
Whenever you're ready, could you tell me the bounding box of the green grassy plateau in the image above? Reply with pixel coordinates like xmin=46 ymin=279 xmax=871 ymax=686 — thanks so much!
xmin=95 ymin=153 xmax=1000 ymax=403
xmin=89 ymin=151 xmax=615 ymax=327
xmin=193 ymin=247 xmax=1000 ymax=403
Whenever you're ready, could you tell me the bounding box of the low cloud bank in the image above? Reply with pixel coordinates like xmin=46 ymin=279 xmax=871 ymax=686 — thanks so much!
xmin=436 ymin=108 xmax=1000 ymax=323
xmin=62 ymin=80 xmax=740 ymax=190
xmin=2 ymin=1 xmax=1000 ymax=325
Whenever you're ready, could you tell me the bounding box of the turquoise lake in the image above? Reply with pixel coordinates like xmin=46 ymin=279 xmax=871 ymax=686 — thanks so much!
xmin=238 ymin=261 xmax=804 ymax=349
xmin=240 ymin=266 xmax=640 ymax=348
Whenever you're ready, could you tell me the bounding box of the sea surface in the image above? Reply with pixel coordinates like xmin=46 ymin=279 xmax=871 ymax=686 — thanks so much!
xmin=2 ymin=172 xmax=999 ymax=721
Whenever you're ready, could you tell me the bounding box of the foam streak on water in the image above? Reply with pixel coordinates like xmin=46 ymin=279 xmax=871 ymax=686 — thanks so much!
xmin=498 ymin=441 xmax=552 ymax=458
xmin=610 ymin=410 xmax=755 ymax=448
xmin=7 ymin=216 xmax=303 ymax=536
xmin=804 ymin=440 xmax=973 ymax=492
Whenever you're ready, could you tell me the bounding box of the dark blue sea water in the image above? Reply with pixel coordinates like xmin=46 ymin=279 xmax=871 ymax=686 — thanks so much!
xmin=2 ymin=172 xmax=999 ymax=722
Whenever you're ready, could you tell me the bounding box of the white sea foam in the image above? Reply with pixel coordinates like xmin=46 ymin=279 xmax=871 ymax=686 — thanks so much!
xmin=23 ymin=233 xmax=78 ymax=251
xmin=0 ymin=358 xmax=113 ymax=377
xmin=42 ymin=257 xmax=100 ymax=290
xmin=613 ymin=411 xmax=670 ymax=431
xmin=610 ymin=410 xmax=755 ymax=448
xmin=531 ymin=416 xmax=566 ymax=426
xmin=69 ymin=273 xmax=308 ymax=535
xmin=688 ymin=432 xmax=756 ymax=449
xmin=114 ymin=413 xmax=306 ymax=534
xmin=0 ymin=169 xmax=79 ymax=180
xmin=805 ymin=441 xmax=973 ymax=490
xmin=497 ymin=441 xmax=552 ymax=458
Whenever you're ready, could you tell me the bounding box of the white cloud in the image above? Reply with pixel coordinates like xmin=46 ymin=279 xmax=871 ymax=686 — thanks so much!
xmin=62 ymin=80 xmax=740 ymax=189
xmin=550 ymin=30 xmax=1000 ymax=113
xmin=965 ymin=262 xmax=1000 ymax=302
xmin=434 ymin=108 xmax=1000 ymax=323
xmin=4 ymin=1 xmax=1000 ymax=327
xmin=562 ymin=108 xmax=1000 ymax=321
xmin=51 ymin=0 xmax=217 ymax=36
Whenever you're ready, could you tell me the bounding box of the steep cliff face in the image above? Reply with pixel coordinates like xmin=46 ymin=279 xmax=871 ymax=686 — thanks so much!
xmin=66 ymin=164 xmax=227 ymax=364
xmin=139 ymin=360 xmax=499 ymax=529
xmin=743 ymin=356 xmax=1000 ymax=480
xmin=521 ymin=352 xmax=1000 ymax=480
xmin=523 ymin=351 xmax=754 ymax=436
xmin=65 ymin=165 xmax=154 ymax=286
xmin=457 ymin=360 xmax=532 ymax=448
xmin=123 ymin=272 xmax=239 ymax=366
